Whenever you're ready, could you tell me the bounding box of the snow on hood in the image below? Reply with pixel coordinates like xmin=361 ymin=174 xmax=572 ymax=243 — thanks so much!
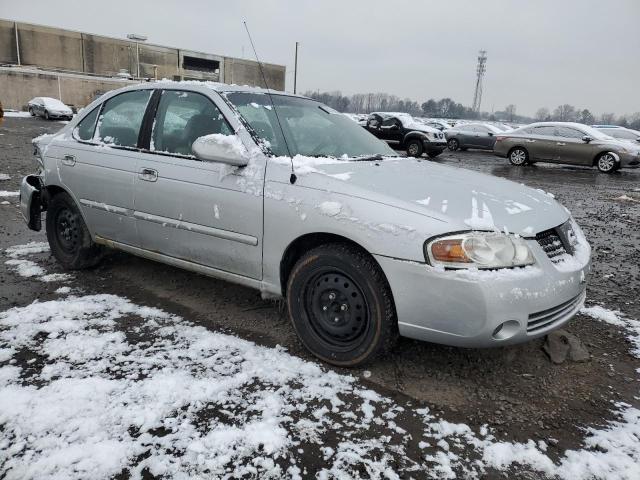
xmin=41 ymin=98 xmax=72 ymax=111
xmin=289 ymin=158 xmax=568 ymax=236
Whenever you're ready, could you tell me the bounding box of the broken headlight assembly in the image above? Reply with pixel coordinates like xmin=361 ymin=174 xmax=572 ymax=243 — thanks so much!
xmin=425 ymin=232 xmax=535 ymax=269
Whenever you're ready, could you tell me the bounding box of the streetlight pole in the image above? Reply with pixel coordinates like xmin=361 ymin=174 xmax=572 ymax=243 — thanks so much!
xmin=293 ymin=42 xmax=299 ymax=94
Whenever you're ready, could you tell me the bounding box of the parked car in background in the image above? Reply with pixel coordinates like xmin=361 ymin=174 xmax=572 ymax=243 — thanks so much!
xmin=343 ymin=113 xmax=368 ymax=126
xmin=593 ymin=125 xmax=640 ymax=145
xmin=28 ymin=97 xmax=74 ymax=120
xmin=445 ymin=122 xmax=503 ymax=151
xmin=494 ymin=122 xmax=640 ymax=173
xmin=20 ymin=82 xmax=591 ymax=366
xmin=419 ymin=119 xmax=451 ymax=131
xmin=364 ymin=112 xmax=447 ymax=158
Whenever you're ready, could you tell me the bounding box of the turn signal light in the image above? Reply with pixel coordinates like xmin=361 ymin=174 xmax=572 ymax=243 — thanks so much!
xmin=430 ymin=239 xmax=471 ymax=263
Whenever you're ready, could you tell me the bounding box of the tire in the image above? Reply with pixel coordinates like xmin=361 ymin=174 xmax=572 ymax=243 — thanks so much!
xmin=447 ymin=138 xmax=459 ymax=151
xmin=427 ymin=151 xmax=442 ymax=159
xmin=286 ymin=243 xmax=398 ymax=367
xmin=44 ymin=110 xmax=50 ymax=120
xmin=406 ymin=139 xmax=423 ymax=157
xmin=596 ymin=152 xmax=618 ymax=173
xmin=46 ymin=192 xmax=103 ymax=270
xmin=508 ymin=147 xmax=529 ymax=166
xmin=28 ymin=107 xmax=35 ymax=116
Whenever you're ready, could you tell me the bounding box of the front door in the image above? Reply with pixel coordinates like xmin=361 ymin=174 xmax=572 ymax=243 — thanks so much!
xmin=52 ymin=89 xmax=154 ymax=247
xmin=134 ymin=89 xmax=264 ymax=279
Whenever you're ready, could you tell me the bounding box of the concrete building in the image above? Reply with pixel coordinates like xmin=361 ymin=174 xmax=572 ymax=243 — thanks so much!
xmin=0 ymin=19 xmax=286 ymax=110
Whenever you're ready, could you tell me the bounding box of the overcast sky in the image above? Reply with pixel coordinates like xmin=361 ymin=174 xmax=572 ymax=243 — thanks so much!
xmin=2 ymin=0 xmax=638 ymax=116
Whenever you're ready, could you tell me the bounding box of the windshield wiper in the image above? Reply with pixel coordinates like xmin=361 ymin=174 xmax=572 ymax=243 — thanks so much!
xmin=350 ymin=154 xmax=388 ymax=162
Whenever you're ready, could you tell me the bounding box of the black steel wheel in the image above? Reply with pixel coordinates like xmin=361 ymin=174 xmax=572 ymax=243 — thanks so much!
xmin=287 ymin=243 xmax=398 ymax=367
xmin=46 ymin=192 xmax=103 ymax=269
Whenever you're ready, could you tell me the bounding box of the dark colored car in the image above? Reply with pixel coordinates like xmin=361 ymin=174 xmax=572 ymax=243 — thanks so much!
xmin=364 ymin=112 xmax=447 ymax=158
xmin=445 ymin=123 xmax=503 ymax=151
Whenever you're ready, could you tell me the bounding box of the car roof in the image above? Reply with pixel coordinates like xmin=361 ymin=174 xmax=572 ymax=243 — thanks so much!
xmin=118 ymin=80 xmax=309 ymax=100
xmin=525 ymin=122 xmax=589 ymax=129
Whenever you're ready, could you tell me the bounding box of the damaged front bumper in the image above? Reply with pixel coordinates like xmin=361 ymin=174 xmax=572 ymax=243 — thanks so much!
xmin=20 ymin=175 xmax=44 ymax=231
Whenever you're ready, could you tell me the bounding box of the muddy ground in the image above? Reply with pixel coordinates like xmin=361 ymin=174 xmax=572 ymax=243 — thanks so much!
xmin=1 ymin=116 xmax=639 ymax=477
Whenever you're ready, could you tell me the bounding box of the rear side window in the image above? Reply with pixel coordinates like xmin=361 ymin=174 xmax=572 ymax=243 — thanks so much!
xmin=556 ymin=127 xmax=584 ymax=139
xmin=74 ymin=107 xmax=100 ymax=141
xmin=151 ymin=90 xmax=232 ymax=156
xmin=96 ymin=90 xmax=152 ymax=148
xmin=533 ymin=126 xmax=556 ymax=136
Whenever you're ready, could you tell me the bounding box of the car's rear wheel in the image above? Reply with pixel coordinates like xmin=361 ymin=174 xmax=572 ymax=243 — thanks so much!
xmin=508 ymin=147 xmax=528 ymax=166
xmin=46 ymin=192 xmax=103 ymax=269
xmin=286 ymin=243 xmax=398 ymax=367
xmin=596 ymin=152 xmax=618 ymax=173
xmin=447 ymin=138 xmax=459 ymax=151
xmin=406 ymin=139 xmax=423 ymax=157
xmin=44 ymin=110 xmax=50 ymax=120
xmin=28 ymin=107 xmax=35 ymax=116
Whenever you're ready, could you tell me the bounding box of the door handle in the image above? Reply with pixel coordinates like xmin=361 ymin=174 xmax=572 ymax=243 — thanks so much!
xmin=556 ymin=142 xmax=566 ymax=146
xmin=139 ymin=168 xmax=158 ymax=182
xmin=62 ymin=154 xmax=76 ymax=166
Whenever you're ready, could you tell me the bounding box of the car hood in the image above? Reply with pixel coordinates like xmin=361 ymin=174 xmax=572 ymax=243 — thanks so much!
xmin=298 ymin=158 xmax=568 ymax=236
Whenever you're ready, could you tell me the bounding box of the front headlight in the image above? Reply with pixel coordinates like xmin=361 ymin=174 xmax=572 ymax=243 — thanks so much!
xmin=425 ymin=232 xmax=535 ymax=269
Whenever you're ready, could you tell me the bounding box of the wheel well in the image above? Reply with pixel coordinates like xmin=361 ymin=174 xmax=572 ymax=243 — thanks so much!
xmin=42 ymin=185 xmax=68 ymax=209
xmin=592 ymin=151 xmax=613 ymax=167
xmin=280 ymin=233 xmax=373 ymax=295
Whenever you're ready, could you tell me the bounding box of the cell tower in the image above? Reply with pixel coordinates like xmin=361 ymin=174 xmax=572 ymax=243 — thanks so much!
xmin=472 ymin=50 xmax=487 ymax=114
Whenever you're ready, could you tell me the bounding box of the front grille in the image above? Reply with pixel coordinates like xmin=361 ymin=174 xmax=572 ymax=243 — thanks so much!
xmin=536 ymin=228 xmax=567 ymax=262
xmin=527 ymin=291 xmax=585 ymax=333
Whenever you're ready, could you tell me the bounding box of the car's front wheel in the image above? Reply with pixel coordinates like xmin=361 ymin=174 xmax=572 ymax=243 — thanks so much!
xmin=406 ymin=139 xmax=423 ymax=157
xmin=46 ymin=192 xmax=103 ymax=269
xmin=286 ymin=243 xmax=398 ymax=367
xmin=596 ymin=152 xmax=618 ymax=173
xmin=508 ymin=147 xmax=529 ymax=166
xmin=28 ymin=107 xmax=35 ymax=116
xmin=447 ymin=138 xmax=459 ymax=151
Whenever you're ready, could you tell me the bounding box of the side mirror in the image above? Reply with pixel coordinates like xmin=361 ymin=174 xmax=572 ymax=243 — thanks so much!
xmin=391 ymin=124 xmax=400 ymax=130
xmin=488 ymin=132 xmax=494 ymax=137
xmin=192 ymin=135 xmax=249 ymax=167
xmin=582 ymin=135 xmax=592 ymax=143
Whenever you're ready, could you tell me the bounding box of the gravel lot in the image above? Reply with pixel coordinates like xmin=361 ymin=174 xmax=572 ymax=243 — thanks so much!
xmin=1 ymin=116 xmax=639 ymax=478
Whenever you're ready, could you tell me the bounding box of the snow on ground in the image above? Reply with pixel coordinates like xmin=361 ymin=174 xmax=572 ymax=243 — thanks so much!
xmin=0 ymin=191 xmax=19 ymax=197
xmin=0 ymin=173 xmax=11 ymax=181
xmin=2 ymin=111 xmax=31 ymax=118
xmin=4 ymin=242 xmax=73 ymax=283
xmin=1 ymin=244 xmax=639 ymax=479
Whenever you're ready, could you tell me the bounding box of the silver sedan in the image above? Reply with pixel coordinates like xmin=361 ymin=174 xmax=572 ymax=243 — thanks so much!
xmin=20 ymin=83 xmax=591 ymax=366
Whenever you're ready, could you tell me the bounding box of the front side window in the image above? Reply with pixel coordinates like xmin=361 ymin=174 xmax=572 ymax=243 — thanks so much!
xmin=151 ymin=90 xmax=233 ymax=156
xmin=225 ymin=93 xmax=396 ymax=158
xmin=74 ymin=106 xmax=100 ymax=141
xmin=96 ymin=89 xmax=152 ymax=148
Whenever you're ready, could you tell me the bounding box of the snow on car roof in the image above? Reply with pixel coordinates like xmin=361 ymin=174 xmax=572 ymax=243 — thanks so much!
xmin=39 ymin=97 xmax=69 ymax=108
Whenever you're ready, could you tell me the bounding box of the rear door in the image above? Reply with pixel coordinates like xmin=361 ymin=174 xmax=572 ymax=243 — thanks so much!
xmin=526 ymin=126 xmax=559 ymax=162
xmin=456 ymin=124 xmax=475 ymax=147
xmin=473 ymin=125 xmax=495 ymax=149
xmin=133 ymin=88 xmax=264 ymax=279
xmin=555 ymin=126 xmax=591 ymax=165
xmin=51 ymin=89 xmax=154 ymax=246
xmin=379 ymin=117 xmax=403 ymax=145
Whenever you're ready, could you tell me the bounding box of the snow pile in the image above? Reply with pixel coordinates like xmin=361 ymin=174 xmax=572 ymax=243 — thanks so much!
xmin=464 ymin=196 xmax=495 ymax=230
xmin=317 ymin=201 xmax=342 ymax=217
xmin=581 ymin=305 xmax=640 ymax=357
xmin=2 ymin=111 xmax=31 ymax=118
xmin=0 ymin=174 xmax=10 ymax=181
xmin=0 ymin=191 xmax=19 ymax=197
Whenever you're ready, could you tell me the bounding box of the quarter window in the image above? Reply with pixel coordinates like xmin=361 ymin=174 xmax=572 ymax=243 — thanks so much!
xmin=151 ymin=90 xmax=232 ymax=156
xmin=96 ymin=90 xmax=153 ymax=148
xmin=74 ymin=106 xmax=100 ymax=141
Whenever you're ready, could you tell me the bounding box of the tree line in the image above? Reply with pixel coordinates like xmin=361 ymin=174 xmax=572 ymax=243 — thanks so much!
xmin=303 ymin=90 xmax=640 ymax=129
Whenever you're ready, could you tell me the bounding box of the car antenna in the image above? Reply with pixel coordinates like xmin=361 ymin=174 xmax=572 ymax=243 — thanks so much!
xmin=243 ymin=21 xmax=297 ymax=185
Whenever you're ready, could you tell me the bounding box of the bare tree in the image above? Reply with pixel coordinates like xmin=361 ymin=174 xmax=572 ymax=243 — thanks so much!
xmin=599 ymin=112 xmax=616 ymax=124
xmin=535 ymin=107 xmax=550 ymax=121
xmin=553 ymin=104 xmax=577 ymax=122
xmin=504 ymin=104 xmax=517 ymax=122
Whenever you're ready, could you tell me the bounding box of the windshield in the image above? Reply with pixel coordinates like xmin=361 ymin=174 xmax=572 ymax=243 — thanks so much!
xmin=224 ymin=92 xmax=397 ymax=158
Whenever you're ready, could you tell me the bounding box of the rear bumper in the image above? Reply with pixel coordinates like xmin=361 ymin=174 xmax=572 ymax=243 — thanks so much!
xmin=19 ymin=175 xmax=43 ymax=231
